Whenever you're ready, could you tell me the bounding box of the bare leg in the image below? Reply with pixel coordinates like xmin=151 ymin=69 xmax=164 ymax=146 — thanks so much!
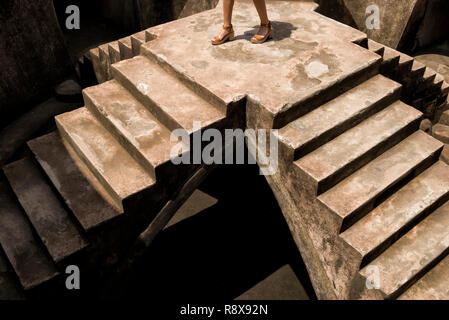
xmin=252 ymin=0 xmax=269 ymax=25
xmin=251 ymin=0 xmax=271 ymax=41
xmin=223 ymin=0 xmax=234 ymax=27
xmin=219 ymin=0 xmax=235 ymax=39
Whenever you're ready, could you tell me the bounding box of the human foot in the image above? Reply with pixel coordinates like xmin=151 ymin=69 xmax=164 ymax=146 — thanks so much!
xmin=211 ymin=24 xmax=235 ymax=45
xmin=251 ymin=21 xmax=273 ymax=44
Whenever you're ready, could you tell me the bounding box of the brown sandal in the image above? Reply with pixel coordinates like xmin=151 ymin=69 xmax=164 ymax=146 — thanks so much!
xmin=251 ymin=21 xmax=273 ymax=44
xmin=211 ymin=24 xmax=235 ymax=45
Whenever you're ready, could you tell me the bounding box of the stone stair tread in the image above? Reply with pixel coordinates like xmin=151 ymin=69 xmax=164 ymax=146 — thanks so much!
xmin=83 ymin=80 xmax=182 ymax=175
xmin=56 ymin=107 xmax=155 ymax=211
xmin=118 ymin=37 xmax=133 ymax=60
xmin=296 ymin=101 xmax=422 ymax=193
xmin=318 ymin=131 xmax=443 ymax=221
xmin=131 ymin=31 xmax=146 ymax=55
xmin=411 ymin=60 xmax=426 ymax=73
xmin=278 ymin=75 xmax=402 ymax=158
xmin=28 ymin=131 xmax=121 ymax=231
xmin=423 ymin=68 xmax=436 ymax=80
xmin=3 ymin=158 xmax=88 ymax=263
xmin=367 ymin=40 xmax=385 ymax=55
xmin=398 ymin=254 xmax=449 ymax=300
xmin=398 ymin=53 xmax=413 ymax=65
xmin=382 ymin=47 xmax=400 ymax=64
xmin=108 ymin=42 xmax=121 ymax=64
xmin=0 ymin=181 xmax=59 ymax=290
xmin=341 ymin=161 xmax=449 ymax=258
xmin=360 ymin=200 xmax=449 ymax=297
xmin=442 ymin=81 xmax=449 ymax=95
xmin=112 ymin=55 xmax=226 ymax=133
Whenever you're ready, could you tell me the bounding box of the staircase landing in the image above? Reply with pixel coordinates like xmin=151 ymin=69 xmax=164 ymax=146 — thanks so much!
xmin=140 ymin=0 xmax=379 ymax=117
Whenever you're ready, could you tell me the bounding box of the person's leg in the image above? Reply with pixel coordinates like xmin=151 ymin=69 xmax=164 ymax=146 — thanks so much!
xmin=252 ymin=0 xmax=269 ymax=25
xmin=223 ymin=0 xmax=235 ymax=28
xmin=251 ymin=0 xmax=272 ymax=43
xmin=212 ymin=0 xmax=235 ymax=44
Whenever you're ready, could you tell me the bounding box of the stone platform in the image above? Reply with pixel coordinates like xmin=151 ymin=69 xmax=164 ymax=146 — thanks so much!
xmin=1 ymin=0 xmax=449 ymax=300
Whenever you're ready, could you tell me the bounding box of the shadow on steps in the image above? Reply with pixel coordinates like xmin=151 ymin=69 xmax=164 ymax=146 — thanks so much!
xmin=120 ymin=164 xmax=316 ymax=300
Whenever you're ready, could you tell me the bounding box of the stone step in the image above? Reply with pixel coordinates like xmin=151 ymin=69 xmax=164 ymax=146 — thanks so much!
xmin=0 ymin=180 xmax=59 ymax=290
xmin=360 ymin=200 xmax=449 ymax=299
xmin=367 ymin=40 xmax=385 ymax=56
xmin=89 ymin=47 xmax=110 ymax=84
xmin=112 ymin=55 xmax=227 ymax=133
xmin=98 ymin=44 xmax=112 ymax=80
xmin=341 ymin=161 xmax=449 ymax=267
xmin=295 ymin=101 xmax=422 ymax=195
xmin=277 ymin=75 xmax=402 ymax=160
xmin=398 ymin=253 xmax=449 ymax=300
xmin=28 ymin=131 xmax=121 ymax=232
xmin=235 ymin=264 xmax=308 ymax=300
xmin=433 ymin=74 xmax=445 ymax=89
xmin=131 ymin=31 xmax=147 ymax=56
xmin=381 ymin=47 xmax=400 ymax=68
xmin=318 ymin=131 xmax=443 ymax=232
xmin=56 ymin=107 xmax=156 ymax=212
xmin=410 ymin=60 xmax=426 ymax=79
xmin=118 ymin=37 xmax=133 ymax=60
xmin=396 ymin=54 xmax=414 ymax=74
xmin=441 ymin=81 xmax=449 ymax=96
xmin=108 ymin=42 xmax=121 ymax=64
xmin=83 ymin=80 xmax=186 ymax=180
xmin=3 ymin=158 xmax=89 ymax=263
xmin=423 ymin=68 xmax=437 ymax=84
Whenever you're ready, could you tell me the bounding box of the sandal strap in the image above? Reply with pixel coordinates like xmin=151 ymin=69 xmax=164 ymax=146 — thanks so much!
xmin=260 ymin=21 xmax=271 ymax=28
xmin=222 ymin=24 xmax=233 ymax=30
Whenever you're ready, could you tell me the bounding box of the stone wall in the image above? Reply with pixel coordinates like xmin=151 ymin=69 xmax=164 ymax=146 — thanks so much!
xmin=99 ymin=0 xmax=220 ymax=32
xmin=316 ymin=0 xmax=449 ymax=53
xmin=0 ymin=0 xmax=73 ymax=128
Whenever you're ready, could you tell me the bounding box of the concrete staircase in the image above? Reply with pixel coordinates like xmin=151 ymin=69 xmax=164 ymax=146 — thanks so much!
xmin=1 ymin=0 xmax=449 ymax=300
xmin=0 ymin=51 xmax=234 ymax=297
xmin=276 ymin=70 xmax=449 ymax=299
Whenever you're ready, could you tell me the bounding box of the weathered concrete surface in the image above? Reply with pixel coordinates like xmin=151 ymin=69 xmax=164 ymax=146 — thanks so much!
xmin=56 ymin=108 xmax=156 ymax=212
xmin=360 ymin=200 xmax=449 ymax=299
xmin=3 ymin=158 xmax=88 ymax=263
xmin=399 ymin=254 xmax=449 ymax=300
xmin=235 ymin=264 xmax=309 ymax=300
xmin=28 ymin=132 xmax=122 ymax=231
xmin=0 ymin=180 xmax=59 ymax=290
xmin=165 ymin=189 xmax=217 ymax=228
xmin=318 ymin=131 xmax=441 ymax=224
xmin=341 ymin=161 xmax=449 ymax=261
xmin=415 ymin=54 xmax=449 ymax=85
xmin=277 ymin=75 xmax=402 ymax=159
xmin=141 ymin=0 xmax=377 ymax=121
xmin=316 ymin=0 xmax=427 ymax=51
xmin=295 ymin=101 xmax=422 ymax=195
